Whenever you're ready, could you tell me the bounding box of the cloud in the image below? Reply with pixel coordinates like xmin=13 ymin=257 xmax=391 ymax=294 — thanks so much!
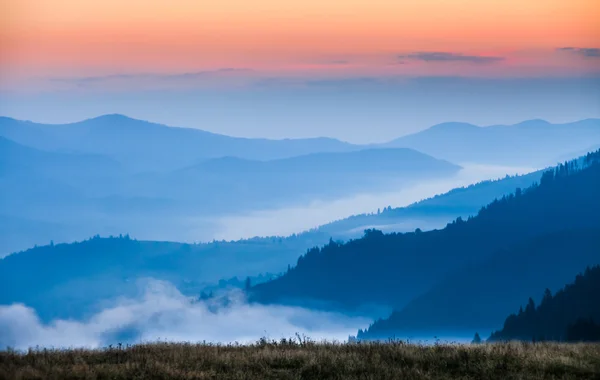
xmin=327 ymin=60 xmax=350 ymax=65
xmin=250 ymin=77 xmax=388 ymax=91
xmin=311 ymin=59 xmax=351 ymax=66
xmin=556 ymin=47 xmax=600 ymax=58
xmin=49 ymin=68 xmax=254 ymax=88
xmin=303 ymin=77 xmax=382 ymax=88
xmin=0 ymin=279 xmax=368 ymax=350
xmin=397 ymin=52 xmax=504 ymax=64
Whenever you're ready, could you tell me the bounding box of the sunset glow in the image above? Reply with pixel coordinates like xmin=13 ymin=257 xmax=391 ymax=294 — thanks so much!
xmin=1 ymin=0 xmax=599 ymax=82
xmin=1 ymin=0 xmax=599 ymax=136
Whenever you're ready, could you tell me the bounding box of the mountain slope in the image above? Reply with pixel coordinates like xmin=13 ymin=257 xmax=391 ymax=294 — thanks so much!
xmin=0 ymin=144 xmax=460 ymax=233
xmin=0 ymin=158 xmax=546 ymax=317
xmin=0 ymin=148 xmax=540 ymax=256
xmin=0 ymin=136 xmax=122 ymax=180
xmin=0 ymin=232 xmax=331 ymax=321
xmin=317 ymin=169 xmax=544 ymax=237
xmin=4 ymin=115 xmax=598 ymax=171
xmin=0 ymin=137 xmax=125 ymax=215
xmin=489 ymin=265 xmax=600 ymax=342
xmin=192 ymin=148 xmax=457 ymax=175
xmin=250 ymin=151 xmax=600 ymax=314
xmin=0 ymin=126 xmax=461 ymax=254
xmin=357 ymin=229 xmax=600 ymax=340
xmin=0 ymin=115 xmax=357 ymax=171
xmin=384 ymin=119 xmax=600 ymax=166
xmin=166 ymin=148 xmax=461 ymax=208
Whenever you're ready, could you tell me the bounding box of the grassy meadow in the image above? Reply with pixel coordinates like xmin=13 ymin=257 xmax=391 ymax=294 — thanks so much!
xmin=1 ymin=339 xmax=600 ymax=379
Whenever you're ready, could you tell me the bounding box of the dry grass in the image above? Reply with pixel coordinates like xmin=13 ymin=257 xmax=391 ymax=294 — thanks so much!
xmin=1 ymin=339 xmax=600 ymax=379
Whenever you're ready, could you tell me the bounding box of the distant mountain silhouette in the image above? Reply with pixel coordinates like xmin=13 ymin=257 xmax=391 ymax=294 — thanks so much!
xmin=1 ymin=134 xmax=459 ymax=254
xmin=0 ymin=137 xmax=124 ymax=218
xmin=191 ymin=148 xmax=456 ymax=175
xmin=0 ymin=114 xmax=357 ymax=171
xmin=250 ymin=151 xmax=600 ymax=316
xmin=0 ymin=136 xmax=121 ymax=179
xmin=489 ymin=265 xmax=600 ymax=342
xmin=166 ymin=148 xmax=460 ymax=209
xmin=3 ymin=115 xmax=598 ymax=171
xmin=357 ymin=229 xmax=600 ymax=340
xmin=383 ymin=119 xmax=600 ymax=166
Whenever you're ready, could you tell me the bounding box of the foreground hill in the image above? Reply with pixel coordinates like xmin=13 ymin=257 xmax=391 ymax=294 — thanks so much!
xmin=357 ymin=229 xmax=600 ymax=340
xmin=489 ymin=265 xmax=600 ymax=342
xmin=250 ymin=151 xmax=600 ymax=315
xmin=385 ymin=118 xmax=600 ymax=166
xmin=0 ymin=114 xmax=357 ymax=171
xmin=2 ymin=341 xmax=599 ymax=379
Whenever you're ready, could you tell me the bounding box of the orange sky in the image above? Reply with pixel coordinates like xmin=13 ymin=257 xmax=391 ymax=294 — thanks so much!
xmin=1 ymin=0 xmax=599 ymax=83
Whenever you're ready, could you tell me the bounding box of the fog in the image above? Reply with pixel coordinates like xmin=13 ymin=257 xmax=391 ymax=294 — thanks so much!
xmin=0 ymin=279 xmax=369 ymax=350
xmin=213 ymin=163 xmax=538 ymax=240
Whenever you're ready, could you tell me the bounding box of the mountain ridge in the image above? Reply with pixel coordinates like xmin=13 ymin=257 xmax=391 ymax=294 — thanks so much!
xmin=384 ymin=118 xmax=600 ymax=165
xmin=250 ymin=150 xmax=600 ymax=317
xmin=0 ymin=114 xmax=358 ymax=171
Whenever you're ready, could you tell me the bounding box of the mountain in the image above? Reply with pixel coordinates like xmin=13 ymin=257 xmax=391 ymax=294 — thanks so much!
xmin=0 ymin=136 xmax=121 ymax=180
xmin=0 ymin=145 xmax=541 ymax=256
xmin=317 ymin=169 xmax=544 ymax=238
xmin=384 ymin=118 xmax=600 ymax=166
xmin=0 ymin=114 xmax=358 ymax=171
xmin=1 ymin=125 xmax=461 ymax=254
xmin=250 ymin=150 xmax=600 ymax=315
xmin=0 ymin=144 xmax=460 ymax=254
xmin=0 ymin=158 xmax=547 ymax=319
xmin=0 ymin=233 xmax=331 ymax=321
xmin=4 ymin=115 xmax=598 ymax=171
xmin=356 ymin=229 xmax=600 ymax=340
xmin=165 ymin=148 xmax=461 ymax=209
xmin=0 ymin=137 xmax=125 ymax=218
xmin=192 ymin=148 xmax=456 ymax=175
xmin=552 ymin=143 xmax=600 ymax=164
xmin=488 ymin=265 xmax=600 ymax=342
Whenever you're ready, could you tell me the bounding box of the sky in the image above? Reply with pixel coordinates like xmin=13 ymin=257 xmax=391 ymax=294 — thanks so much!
xmin=1 ymin=0 xmax=599 ymax=141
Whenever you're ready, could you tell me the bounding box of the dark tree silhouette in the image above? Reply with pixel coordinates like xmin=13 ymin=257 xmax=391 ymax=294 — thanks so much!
xmin=566 ymin=318 xmax=600 ymax=342
xmin=490 ymin=265 xmax=600 ymax=342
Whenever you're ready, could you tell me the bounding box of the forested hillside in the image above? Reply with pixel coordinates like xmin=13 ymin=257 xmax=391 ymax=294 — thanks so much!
xmin=0 ymin=234 xmax=323 ymax=321
xmin=357 ymin=229 xmax=600 ymax=340
xmin=489 ymin=265 xmax=600 ymax=342
xmin=251 ymin=151 xmax=600 ymax=315
xmin=0 ymin=165 xmax=549 ymax=321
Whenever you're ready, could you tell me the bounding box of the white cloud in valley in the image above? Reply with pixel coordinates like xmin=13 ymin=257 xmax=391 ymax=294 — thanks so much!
xmin=213 ymin=164 xmax=538 ymax=239
xmin=0 ymin=279 xmax=369 ymax=350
